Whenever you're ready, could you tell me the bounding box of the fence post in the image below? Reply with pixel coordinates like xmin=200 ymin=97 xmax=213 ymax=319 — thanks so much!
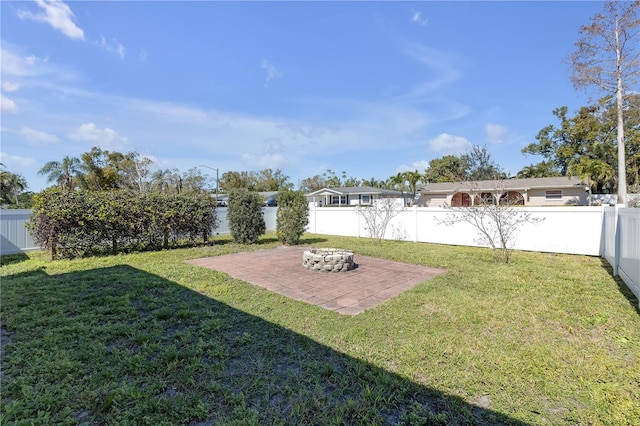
xmin=599 ymin=205 xmax=606 ymax=257
xmin=413 ymin=205 xmax=418 ymax=242
xmin=613 ymin=204 xmax=622 ymax=277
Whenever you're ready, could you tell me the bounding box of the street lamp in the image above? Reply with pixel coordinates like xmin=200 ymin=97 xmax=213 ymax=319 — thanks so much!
xmin=198 ymin=165 xmax=219 ymax=204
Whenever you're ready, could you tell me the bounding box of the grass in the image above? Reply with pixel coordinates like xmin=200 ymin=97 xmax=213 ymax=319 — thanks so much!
xmin=1 ymin=233 xmax=639 ymax=425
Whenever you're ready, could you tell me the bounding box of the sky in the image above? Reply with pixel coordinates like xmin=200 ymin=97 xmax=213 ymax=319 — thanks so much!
xmin=1 ymin=0 xmax=605 ymax=192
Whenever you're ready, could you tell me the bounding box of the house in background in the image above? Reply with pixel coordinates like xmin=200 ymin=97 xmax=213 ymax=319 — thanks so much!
xmin=306 ymin=186 xmax=405 ymax=207
xmin=419 ymin=176 xmax=590 ymax=207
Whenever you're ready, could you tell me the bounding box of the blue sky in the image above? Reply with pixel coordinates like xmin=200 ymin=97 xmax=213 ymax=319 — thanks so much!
xmin=1 ymin=0 xmax=603 ymax=192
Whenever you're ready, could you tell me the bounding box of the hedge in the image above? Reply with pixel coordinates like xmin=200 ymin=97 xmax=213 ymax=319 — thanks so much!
xmin=27 ymin=188 xmax=218 ymax=259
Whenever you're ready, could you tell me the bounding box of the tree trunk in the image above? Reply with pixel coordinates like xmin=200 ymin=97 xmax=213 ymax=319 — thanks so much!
xmin=615 ymin=14 xmax=628 ymax=206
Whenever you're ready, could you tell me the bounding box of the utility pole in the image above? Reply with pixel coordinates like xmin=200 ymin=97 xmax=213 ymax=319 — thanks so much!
xmin=199 ymin=165 xmax=219 ymax=203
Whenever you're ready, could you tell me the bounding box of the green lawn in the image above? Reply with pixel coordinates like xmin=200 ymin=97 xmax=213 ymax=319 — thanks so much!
xmin=1 ymin=234 xmax=639 ymax=425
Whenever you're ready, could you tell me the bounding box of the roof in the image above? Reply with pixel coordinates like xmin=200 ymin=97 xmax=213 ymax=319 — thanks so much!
xmin=421 ymin=176 xmax=588 ymax=193
xmin=306 ymin=186 xmax=404 ymax=197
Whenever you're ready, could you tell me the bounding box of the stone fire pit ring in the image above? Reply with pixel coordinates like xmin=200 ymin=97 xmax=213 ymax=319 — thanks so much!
xmin=302 ymin=248 xmax=355 ymax=273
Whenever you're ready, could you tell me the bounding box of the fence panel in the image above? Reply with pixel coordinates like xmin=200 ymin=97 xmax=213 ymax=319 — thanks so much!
xmin=309 ymin=206 xmax=605 ymax=256
xmin=617 ymin=208 xmax=640 ymax=301
xmin=0 ymin=210 xmax=37 ymax=255
xmin=602 ymin=206 xmax=617 ymax=267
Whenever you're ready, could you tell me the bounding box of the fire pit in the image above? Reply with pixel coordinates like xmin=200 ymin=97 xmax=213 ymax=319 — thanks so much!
xmin=302 ymin=248 xmax=355 ymax=273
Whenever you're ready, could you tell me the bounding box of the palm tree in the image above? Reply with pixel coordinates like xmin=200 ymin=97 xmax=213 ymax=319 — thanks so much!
xmin=151 ymin=168 xmax=178 ymax=193
xmin=362 ymin=177 xmax=385 ymax=188
xmin=38 ymin=156 xmax=83 ymax=190
xmin=388 ymin=172 xmax=405 ymax=192
xmin=403 ymin=170 xmax=423 ymax=204
xmin=0 ymin=170 xmax=27 ymax=204
xmin=569 ymin=157 xmax=616 ymax=194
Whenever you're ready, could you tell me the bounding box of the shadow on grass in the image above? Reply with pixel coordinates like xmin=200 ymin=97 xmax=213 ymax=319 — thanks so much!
xmin=599 ymin=258 xmax=640 ymax=314
xmin=0 ymin=252 xmax=30 ymax=267
xmin=210 ymin=236 xmax=329 ymax=246
xmin=1 ymin=266 xmax=529 ymax=425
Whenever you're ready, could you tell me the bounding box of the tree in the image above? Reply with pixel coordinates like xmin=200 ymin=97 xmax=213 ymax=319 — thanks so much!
xmin=387 ymin=172 xmax=405 ymax=192
xmin=403 ymin=170 xmax=423 ymax=205
xmin=438 ymin=181 xmax=543 ymax=263
xmin=276 ymin=189 xmax=309 ymax=245
xmin=568 ymin=0 xmax=640 ymax=206
xmin=523 ymin=96 xmax=640 ymax=193
xmin=220 ymin=171 xmax=257 ymax=192
xmin=322 ymin=169 xmax=361 ymax=188
xmin=421 ymin=146 xmax=504 ymax=184
xmin=79 ymin=147 xmax=130 ymax=190
xmin=423 ymin=155 xmax=467 ymax=183
xmin=151 ymin=168 xmax=178 ymax=193
xmin=516 ymin=161 xmax=561 ymax=179
xmin=227 ymin=188 xmax=266 ymax=244
xmin=255 ymin=168 xmax=293 ymax=192
xmin=0 ymin=170 xmax=28 ymax=205
xmin=38 ymin=156 xmax=83 ymax=190
xmin=355 ymin=198 xmax=405 ymax=245
xmin=461 ymin=145 xmax=504 ymax=181
xmin=299 ymin=175 xmax=326 ymax=192
xmin=387 ymin=171 xmax=422 ymax=205
xmin=361 ymin=177 xmax=386 ymax=188
xmin=180 ymin=167 xmax=210 ymax=194
xmin=322 ymin=169 xmax=344 ymax=188
xmin=523 ymin=106 xmax=601 ymax=176
xmin=119 ymin=152 xmax=154 ymax=192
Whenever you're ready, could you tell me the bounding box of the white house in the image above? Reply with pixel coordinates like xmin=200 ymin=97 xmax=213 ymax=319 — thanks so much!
xmin=420 ymin=177 xmax=590 ymax=207
xmin=306 ymin=186 xmax=405 ymax=207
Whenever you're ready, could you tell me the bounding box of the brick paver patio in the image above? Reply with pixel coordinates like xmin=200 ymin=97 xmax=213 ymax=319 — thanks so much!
xmin=187 ymin=246 xmax=445 ymax=315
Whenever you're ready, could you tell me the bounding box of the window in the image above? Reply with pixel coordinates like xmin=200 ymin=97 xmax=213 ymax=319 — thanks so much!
xmin=477 ymin=192 xmax=495 ymax=205
xmin=451 ymin=193 xmax=471 ymax=207
xmin=331 ymin=195 xmax=346 ymax=204
xmin=499 ymin=191 xmax=524 ymax=206
xmin=361 ymin=195 xmax=372 ymax=204
xmin=545 ymin=190 xmax=562 ymax=200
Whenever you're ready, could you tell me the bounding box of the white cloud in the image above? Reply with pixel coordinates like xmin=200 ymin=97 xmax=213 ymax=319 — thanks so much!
xmin=397 ymin=43 xmax=462 ymax=101
xmin=17 ymin=0 xmax=84 ymax=40
xmin=0 ymin=94 xmax=19 ymax=113
xmin=2 ymin=82 xmax=20 ymax=92
xmin=485 ymin=123 xmax=508 ymax=144
xmin=139 ymin=48 xmax=147 ymax=62
xmin=242 ymin=152 xmax=288 ymax=169
xmin=97 ymin=36 xmax=126 ymax=59
xmin=69 ymin=123 xmax=128 ymax=149
xmin=411 ymin=11 xmax=428 ymax=26
xmin=427 ymin=133 xmax=471 ymax=155
xmin=20 ymin=127 xmax=60 ymax=145
xmin=1 ymin=44 xmax=79 ymax=84
xmin=397 ymin=160 xmax=430 ymax=174
xmin=262 ymin=59 xmax=282 ymax=84
xmin=0 ymin=151 xmax=36 ymax=168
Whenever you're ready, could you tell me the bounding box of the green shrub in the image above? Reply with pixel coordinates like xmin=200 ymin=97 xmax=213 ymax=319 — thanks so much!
xmin=227 ymin=189 xmax=266 ymax=244
xmin=276 ymin=189 xmax=309 ymax=245
xmin=27 ymin=188 xmax=218 ymax=259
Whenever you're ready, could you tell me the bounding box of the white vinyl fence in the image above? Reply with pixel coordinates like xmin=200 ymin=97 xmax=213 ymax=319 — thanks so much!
xmin=2 ymin=205 xmax=638 ymax=307
xmin=601 ymin=206 xmax=640 ymax=303
xmin=0 ymin=207 xmax=278 ymax=256
xmin=308 ymin=206 xmax=604 ymax=255
xmin=0 ymin=209 xmax=38 ymax=255
xmin=307 ymin=205 xmax=639 ymax=306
